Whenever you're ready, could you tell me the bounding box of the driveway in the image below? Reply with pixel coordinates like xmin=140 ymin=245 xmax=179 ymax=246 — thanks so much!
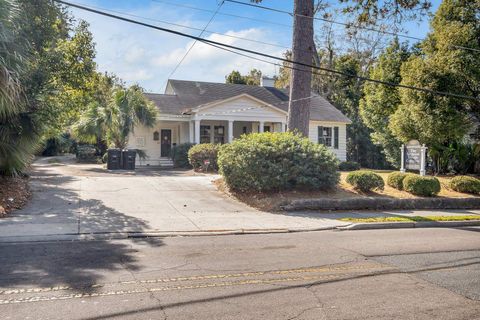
xmin=0 ymin=156 xmax=347 ymax=241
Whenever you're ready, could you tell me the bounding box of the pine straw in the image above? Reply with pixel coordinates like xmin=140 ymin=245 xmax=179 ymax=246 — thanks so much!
xmin=0 ymin=176 xmax=31 ymax=217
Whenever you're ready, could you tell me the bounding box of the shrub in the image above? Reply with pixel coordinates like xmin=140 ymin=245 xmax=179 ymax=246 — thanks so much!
xmin=402 ymin=174 xmax=441 ymax=197
xmin=102 ymin=153 xmax=108 ymax=164
xmin=338 ymin=161 xmax=361 ymax=171
xmin=387 ymin=172 xmax=408 ymax=190
xmin=188 ymin=143 xmax=219 ymax=171
xmin=172 ymin=143 xmax=194 ymax=168
xmin=217 ymin=132 xmax=339 ymax=192
xmin=76 ymin=145 xmax=97 ymax=163
xmin=449 ymin=176 xmax=480 ymax=194
xmin=345 ymin=170 xmax=385 ymax=192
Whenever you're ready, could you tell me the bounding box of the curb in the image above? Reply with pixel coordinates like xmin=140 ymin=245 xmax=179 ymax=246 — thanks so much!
xmin=282 ymin=197 xmax=480 ymax=212
xmin=0 ymin=226 xmax=340 ymax=243
xmin=336 ymin=219 xmax=480 ymax=231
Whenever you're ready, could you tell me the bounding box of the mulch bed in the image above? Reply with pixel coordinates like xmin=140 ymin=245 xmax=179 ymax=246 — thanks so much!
xmin=0 ymin=176 xmax=31 ymax=217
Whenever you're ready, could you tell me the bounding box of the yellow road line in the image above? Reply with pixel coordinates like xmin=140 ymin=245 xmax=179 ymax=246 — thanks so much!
xmin=0 ymin=273 xmax=354 ymax=305
xmin=0 ymin=263 xmax=388 ymax=296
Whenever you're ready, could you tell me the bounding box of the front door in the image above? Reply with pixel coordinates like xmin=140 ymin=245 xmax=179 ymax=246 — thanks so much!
xmin=160 ymin=129 xmax=172 ymax=157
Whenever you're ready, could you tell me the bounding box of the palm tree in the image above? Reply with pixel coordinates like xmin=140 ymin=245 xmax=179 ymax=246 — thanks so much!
xmin=73 ymin=85 xmax=158 ymax=150
xmin=0 ymin=0 xmax=41 ymax=175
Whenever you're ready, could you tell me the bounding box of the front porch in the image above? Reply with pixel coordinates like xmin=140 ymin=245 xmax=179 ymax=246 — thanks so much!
xmin=128 ymin=119 xmax=286 ymax=166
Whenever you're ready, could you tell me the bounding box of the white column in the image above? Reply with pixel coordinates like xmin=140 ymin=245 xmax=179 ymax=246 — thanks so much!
xmin=259 ymin=121 xmax=265 ymax=133
xmin=189 ymin=121 xmax=194 ymax=143
xmin=420 ymin=144 xmax=427 ymax=176
xmin=280 ymin=122 xmax=286 ymax=132
xmin=194 ymin=120 xmax=201 ymax=144
xmin=228 ymin=120 xmax=234 ymax=143
xmin=400 ymin=145 xmax=406 ymax=173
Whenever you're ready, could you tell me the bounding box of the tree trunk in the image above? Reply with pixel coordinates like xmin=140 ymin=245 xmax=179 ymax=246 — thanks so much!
xmin=287 ymin=0 xmax=314 ymax=136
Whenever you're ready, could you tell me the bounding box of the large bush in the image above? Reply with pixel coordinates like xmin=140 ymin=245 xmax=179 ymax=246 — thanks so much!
xmin=402 ymin=174 xmax=441 ymax=197
xmin=172 ymin=143 xmax=194 ymax=168
xmin=449 ymin=176 xmax=480 ymax=194
xmin=338 ymin=161 xmax=361 ymax=171
xmin=188 ymin=143 xmax=219 ymax=171
xmin=387 ymin=172 xmax=408 ymax=190
xmin=218 ymin=132 xmax=339 ymax=192
xmin=345 ymin=170 xmax=384 ymax=192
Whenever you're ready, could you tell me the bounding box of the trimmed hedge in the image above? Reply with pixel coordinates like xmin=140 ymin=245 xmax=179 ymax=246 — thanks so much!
xmin=345 ymin=170 xmax=385 ymax=192
xmin=338 ymin=161 xmax=361 ymax=171
xmin=188 ymin=143 xmax=219 ymax=171
xmin=449 ymin=176 xmax=480 ymax=194
xmin=218 ymin=132 xmax=339 ymax=192
xmin=387 ymin=172 xmax=408 ymax=190
xmin=403 ymin=174 xmax=441 ymax=197
xmin=172 ymin=143 xmax=194 ymax=168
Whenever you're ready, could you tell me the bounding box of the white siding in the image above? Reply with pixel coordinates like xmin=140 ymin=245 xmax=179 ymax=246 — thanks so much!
xmin=196 ymin=96 xmax=286 ymax=123
xmin=127 ymin=121 xmax=184 ymax=166
xmin=308 ymin=121 xmax=347 ymax=161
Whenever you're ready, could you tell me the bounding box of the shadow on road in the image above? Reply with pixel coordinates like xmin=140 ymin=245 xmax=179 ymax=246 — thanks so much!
xmin=73 ymin=256 xmax=480 ymax=320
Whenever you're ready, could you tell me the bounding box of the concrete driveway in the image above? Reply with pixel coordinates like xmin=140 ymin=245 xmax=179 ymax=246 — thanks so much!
xmin=0 ymin=156 xmax=346 ymax=241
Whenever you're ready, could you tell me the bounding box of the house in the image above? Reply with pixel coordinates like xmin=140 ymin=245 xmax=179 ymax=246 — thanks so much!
xmin=127 ymin=78 xmax=351 ymax=166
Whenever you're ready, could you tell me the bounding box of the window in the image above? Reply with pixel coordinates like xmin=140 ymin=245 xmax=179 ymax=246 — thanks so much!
xmin=318 ymin=126 xmax=333 ymax=147
xmin=200 ymin=125 xmax=211 ymax=144
xmin=334 ymin=127 xmax=339 ymax=149
xmin=242 ymin=126 xmax=248 ymax=134
xmin=214 ymin=126 xmax=225 ymax=144
xmin=153 ymin=131 xmax=159 ymax=141
xmin=264 ymin=126 xmax=271 ymax=132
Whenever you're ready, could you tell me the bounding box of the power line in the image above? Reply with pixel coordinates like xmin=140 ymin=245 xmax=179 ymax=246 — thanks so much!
xmin=225 ymin=0 xmax=480 ymax=54
xmin=54 ymin=0 xmax=478 ymax=101
xmin=67 ymin=2 xmax=295 ymax=52
xmin=163 ymin=0 xmax=225 ymax=88
xmin=149 ymin=0 xmax=291 ymax=28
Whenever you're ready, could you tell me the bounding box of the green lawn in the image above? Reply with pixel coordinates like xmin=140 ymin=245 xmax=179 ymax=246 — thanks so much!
xmin=340 ymin=215 xmax=480 ymax=223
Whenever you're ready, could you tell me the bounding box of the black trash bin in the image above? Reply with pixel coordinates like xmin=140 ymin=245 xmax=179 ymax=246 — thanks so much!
xmin=122 ymin=149 xmax=137 ymax=170
xmin=107 ymin=148 xmax=122 ymax=170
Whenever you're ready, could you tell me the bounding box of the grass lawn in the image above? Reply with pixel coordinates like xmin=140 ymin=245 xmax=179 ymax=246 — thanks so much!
xmin=340 ymin=215 xmax=480 ymax=223
xmin=214 ymin=170 xmax=479 ymax=212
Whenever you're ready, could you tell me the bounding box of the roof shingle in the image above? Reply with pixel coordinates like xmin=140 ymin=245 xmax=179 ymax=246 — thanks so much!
xmin=145 ymin=79 xmax=351 ymax=123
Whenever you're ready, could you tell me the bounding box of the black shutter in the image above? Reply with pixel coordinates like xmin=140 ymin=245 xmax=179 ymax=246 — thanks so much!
xmin=334 ymin=127 xmax=339 ymax=149
xmin=318 ymin=126 xmax=324 ymax=144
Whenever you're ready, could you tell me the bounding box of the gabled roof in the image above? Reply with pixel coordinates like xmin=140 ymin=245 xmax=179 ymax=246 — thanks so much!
xmin=146 ymin=79 xmax=351 ymax=123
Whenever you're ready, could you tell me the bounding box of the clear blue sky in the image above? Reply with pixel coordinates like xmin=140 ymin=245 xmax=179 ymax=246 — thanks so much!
xmin=69 ymin=0 xmax=442 ymax=92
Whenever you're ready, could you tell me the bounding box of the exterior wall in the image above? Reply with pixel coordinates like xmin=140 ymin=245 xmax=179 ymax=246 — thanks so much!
xmin=127 ymin=121 xmax=184 ymax=166
xmin=308 ymin=121 xmax=347 ymax=161
xmin=195 ymin=96 xmax=286 ymax=123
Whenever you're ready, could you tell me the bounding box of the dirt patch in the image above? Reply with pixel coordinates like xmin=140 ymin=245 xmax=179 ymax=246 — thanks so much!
xmin=214 ymin=171 xmax=479 ymax=212
xmin=0 ymin=176 xmax=31 ymax=217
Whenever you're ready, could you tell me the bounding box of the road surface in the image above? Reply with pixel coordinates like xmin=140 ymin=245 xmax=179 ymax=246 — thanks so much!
xmin=1 ymin=227 xmax=479 ymax=319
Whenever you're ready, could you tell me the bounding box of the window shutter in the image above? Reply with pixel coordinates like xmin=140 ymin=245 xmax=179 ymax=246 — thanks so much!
xmin=334 ymin=127 xmax=339 ymax=149
xmin=318 ymin=126 xmax=324 ymax=145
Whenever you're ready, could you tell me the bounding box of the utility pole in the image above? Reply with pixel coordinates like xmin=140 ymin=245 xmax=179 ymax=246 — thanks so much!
xmin=288 ymin=0 xmax=314 ymax=136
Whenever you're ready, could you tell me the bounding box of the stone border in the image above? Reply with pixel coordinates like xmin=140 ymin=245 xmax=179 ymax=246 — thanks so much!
xmin=282 ymin=197 xmax=480 ymax=211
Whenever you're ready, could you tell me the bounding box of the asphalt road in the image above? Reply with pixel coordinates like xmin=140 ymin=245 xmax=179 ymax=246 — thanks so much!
xmin=0 ymin=227 xmax=479 ymax=320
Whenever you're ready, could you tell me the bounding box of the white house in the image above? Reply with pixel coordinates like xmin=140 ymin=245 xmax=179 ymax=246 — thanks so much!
xmin=127 ymin=78 xmax=351 ymax=167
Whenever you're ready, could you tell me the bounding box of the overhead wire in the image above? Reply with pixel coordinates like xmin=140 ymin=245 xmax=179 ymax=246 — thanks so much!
xmin=54 ymin=0 xmax=479 ymax=101
xmin=224 ymin=0 xmax=480 ymax=54
xmin=162 ymin=0 xmax=225 ymax=87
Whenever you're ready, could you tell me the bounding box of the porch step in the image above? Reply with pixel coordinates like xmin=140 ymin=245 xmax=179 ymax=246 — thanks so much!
xmin=159 ymin=158 xmax=174 ymax=168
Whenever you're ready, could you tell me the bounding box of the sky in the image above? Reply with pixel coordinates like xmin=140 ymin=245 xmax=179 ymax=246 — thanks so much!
xmin=68 ymin=0 xmax=442 ymax=93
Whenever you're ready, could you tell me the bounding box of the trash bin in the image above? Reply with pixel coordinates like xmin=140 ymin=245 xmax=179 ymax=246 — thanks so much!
xmin=107 ymin=148 xmax=122 ymax=170
xmin=122 ymin=149 xmax=137 ymax=170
